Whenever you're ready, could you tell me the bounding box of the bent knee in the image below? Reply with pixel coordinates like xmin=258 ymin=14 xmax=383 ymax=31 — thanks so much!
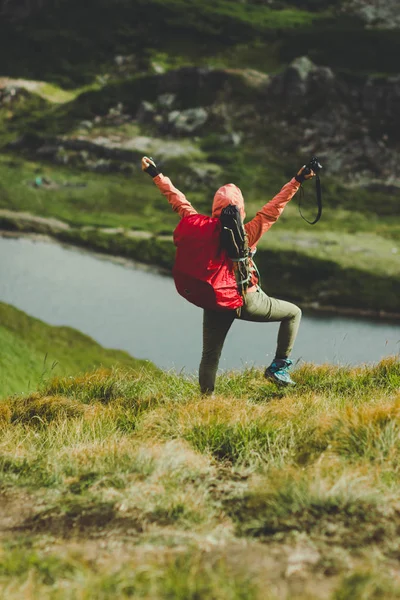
xmin=286 ymin=303 xmax=301 ymax=321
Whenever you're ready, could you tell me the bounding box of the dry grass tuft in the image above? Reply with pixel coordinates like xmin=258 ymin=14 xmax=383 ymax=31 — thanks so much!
xmin=330 ymin=397 xmax=400 ymax=462
xmin=0 ymin=402 xmax=11 ymax=426
xmin=7 ymin=394 xmax=86 ymax=424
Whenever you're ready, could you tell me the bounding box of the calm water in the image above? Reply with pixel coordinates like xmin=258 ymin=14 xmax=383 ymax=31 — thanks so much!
xmin=1 ymin=236 xmax=399 ymax=372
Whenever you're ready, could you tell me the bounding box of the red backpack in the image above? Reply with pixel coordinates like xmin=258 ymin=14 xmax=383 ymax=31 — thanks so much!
xmin=173 ymin=214 xmax=243 ymax=311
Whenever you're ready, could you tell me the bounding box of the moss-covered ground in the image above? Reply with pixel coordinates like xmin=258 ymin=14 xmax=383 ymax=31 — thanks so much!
xmin=1 ymin=358 xmax=400 ymax=598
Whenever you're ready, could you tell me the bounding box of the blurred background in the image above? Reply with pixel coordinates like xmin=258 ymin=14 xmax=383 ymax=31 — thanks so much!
xmin=0 ymin=0 xmax=399 ymax=394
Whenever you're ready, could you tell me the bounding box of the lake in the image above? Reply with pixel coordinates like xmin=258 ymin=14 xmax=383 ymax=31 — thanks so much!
xmin=1 ymin=235 xmax=399 ymax=372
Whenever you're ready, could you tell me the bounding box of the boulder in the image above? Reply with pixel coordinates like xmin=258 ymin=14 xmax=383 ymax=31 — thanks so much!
xmin=136 ymin=100 xmax=156 ymax=124
xmin=267 ymin=57 xmax=336 ymax=114
xmin=157 ymin=93 xmax=176 ymax=109
xmin=122 ymin=136 xmax=202 ymax=160
xmin=220 ymin=131 xmax=242 ymax=147
xmin=79 ymin=120 xmax=93 ymax=130
xmin=0 ymin=85 xmax=31 ymax=107
xmin=186 ymin=162 xmax=223 ymax=186
xmin=344 ymin=0 xmax=400 ymax=29
xmin=167 ymin=107 xmax=208 ymax=134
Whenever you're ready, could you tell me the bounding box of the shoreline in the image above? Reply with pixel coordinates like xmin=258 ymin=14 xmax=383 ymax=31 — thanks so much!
xmin=2 ymin=228 xmax=400 ymax=324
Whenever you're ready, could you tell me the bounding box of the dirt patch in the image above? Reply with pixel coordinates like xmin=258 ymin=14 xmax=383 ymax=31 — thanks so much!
xmin=0 ymin=489 xmax=366 ymax=598
xmin=0 ymin=488 xmax=37 ymax=534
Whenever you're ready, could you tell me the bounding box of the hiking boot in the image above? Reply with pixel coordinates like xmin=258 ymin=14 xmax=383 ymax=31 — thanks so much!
xmin=264 ymin=358 xmax=295 ymax=386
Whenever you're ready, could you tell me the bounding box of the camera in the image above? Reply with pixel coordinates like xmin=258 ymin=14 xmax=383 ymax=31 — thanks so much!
xmin=298 ymin=155 xmax=323 ymax=224
xmin=306 ymin=156 xmax=323 ymax=174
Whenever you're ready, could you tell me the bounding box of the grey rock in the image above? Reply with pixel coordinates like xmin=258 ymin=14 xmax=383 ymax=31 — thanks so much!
xmin=189 ymin=163 xmax=222 ymax=184
xmin=136 ymin=100 xmax=156 ymax=124
xmin=268 ymin=56 xmax=335 ymax=110
xmin=177 ymin=162 xmax=223 ymax=191
xmin=291 ymin=56 xmax=316 ymax=82
xmin=88 ymin=159 xmax=114 ymax=173
xmin=167 ymin=110 xmax=180 ymax=125
xmin=122 ymin=136 xmax=201 ymax=160
xmin=259 ymin=54 xmax=400 ymax=182
xmin=220 ymin=132 xmax=242 ymax=147
xmin=36 ymin=145 xmax=59 ymax=158
xmin=114 ymin=54 xmax=135 ymax=68
xmin=79 ymin=120 xmax=93 ymax=130
xmin=0 ymin=85 xmax=23 ymax=106
xmin=167 ymin=107 xmax=208 ymax=134
xmin=54 ymin=147 xmax=69 ymax=165
xmin=157 ymin=93 xmax=176 ymax=109
xmin=79 ymin=150 xmax=89 ymax=162
xmin=108 ymin=103 xmax=124 ymax=117
xmin=344 ymin=0 xmax=400 ymax=29
xmin=151 ymin=62 xmax=166 ymax=74
xmin=114 ymin=55 xmax=125 ymax=67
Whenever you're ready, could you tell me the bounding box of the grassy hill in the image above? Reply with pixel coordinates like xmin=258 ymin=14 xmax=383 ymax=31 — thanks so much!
xmin=0 ymin=302 xmax=157 ymax=398
xmin=1 ymin=5 xmax=399 ymax=597
xmin=0 ymin=358 xmax=399 ymax=598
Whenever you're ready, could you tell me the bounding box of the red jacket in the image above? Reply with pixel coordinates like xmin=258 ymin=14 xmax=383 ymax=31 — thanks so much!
xmin=153 ymin=174 xmax=301 ymax=289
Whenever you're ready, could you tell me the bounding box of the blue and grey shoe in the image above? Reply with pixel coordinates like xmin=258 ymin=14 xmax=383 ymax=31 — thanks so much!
xmin=264 ymin=358 xmax=295 ymax=386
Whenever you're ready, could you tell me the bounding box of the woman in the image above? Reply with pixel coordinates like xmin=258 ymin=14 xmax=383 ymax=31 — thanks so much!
xmin=142 ymin=156 xmax=314 ymax=392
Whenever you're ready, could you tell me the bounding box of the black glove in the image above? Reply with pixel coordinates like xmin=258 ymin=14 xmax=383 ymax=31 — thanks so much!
xmin=142 ymin=156 xmax=159 ymax=178
xmin=295 ymin=165 xmax=314 ymax=184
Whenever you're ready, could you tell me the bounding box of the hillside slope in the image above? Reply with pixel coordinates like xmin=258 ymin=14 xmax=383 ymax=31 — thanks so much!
xmin=1 ymin=358 xmax=400 ymax=598
xmin=0 ymin=301 xmax=156 ymax=398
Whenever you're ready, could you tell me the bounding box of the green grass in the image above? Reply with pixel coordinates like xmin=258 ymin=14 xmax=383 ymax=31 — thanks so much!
xmin=0 ymin=302 xmax=157 ymax=398
xmin=0 ymin=155 xmax=179 ymax=231
xmin=1 ymin=358 xmax=400 ymax=597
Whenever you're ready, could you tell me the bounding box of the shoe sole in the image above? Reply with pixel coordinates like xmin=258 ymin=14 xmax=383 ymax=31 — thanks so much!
xmin=264 ymin=372 xmax=295 ymax=387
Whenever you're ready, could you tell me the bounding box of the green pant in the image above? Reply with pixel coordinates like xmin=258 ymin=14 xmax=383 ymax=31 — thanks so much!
xmin=199 ymin=288 xmax=302 ymax=394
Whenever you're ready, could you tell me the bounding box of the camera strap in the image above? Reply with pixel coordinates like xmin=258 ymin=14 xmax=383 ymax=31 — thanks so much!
xmin=298 ymin=173 xmax=322 ymax=225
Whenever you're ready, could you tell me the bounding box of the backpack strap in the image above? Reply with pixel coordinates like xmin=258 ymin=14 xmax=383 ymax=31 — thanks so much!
xmin=220 ymin=205 xmax=251 ymax=294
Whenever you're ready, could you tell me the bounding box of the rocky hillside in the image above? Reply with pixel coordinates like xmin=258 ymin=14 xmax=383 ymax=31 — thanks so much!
xmin=4 ymin=58 xmax=400 ymax=197
xmin=1 ymin=0 xmax=399 ymax=188
xmin=344 ymin=0 xmax=400 ymax=28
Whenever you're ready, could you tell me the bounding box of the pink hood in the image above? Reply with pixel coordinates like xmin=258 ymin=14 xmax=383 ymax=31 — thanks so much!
xmin=211 ymin=184 xmax=245 ymax=219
